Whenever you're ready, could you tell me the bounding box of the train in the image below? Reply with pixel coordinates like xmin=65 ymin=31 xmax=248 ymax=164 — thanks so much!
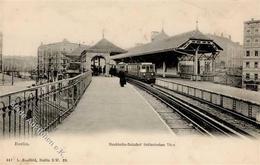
xmin=116 ymin=62 xmax=156 ymax=83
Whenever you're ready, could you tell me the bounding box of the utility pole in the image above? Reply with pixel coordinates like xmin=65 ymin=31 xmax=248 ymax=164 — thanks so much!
xmin=1 ymin=68 xmax=4 ymax=85
xmin=193 ymin=46 xmax=200 ymax=81
xmin=11 ymin=66 xmax=16 ymax=86
xmin=37 ymin=49 xmax=39 ymax=84
xmin=11 ymin=70 xmax=14 ymax=85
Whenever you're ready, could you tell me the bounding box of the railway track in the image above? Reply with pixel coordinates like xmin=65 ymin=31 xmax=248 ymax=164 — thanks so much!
xmin=128 ymin=78 xmax=255 ymax=138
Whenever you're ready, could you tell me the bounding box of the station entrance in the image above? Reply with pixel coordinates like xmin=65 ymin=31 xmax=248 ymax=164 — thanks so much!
xmin=91 ymin=55 xmax=106 ymax=76
xmin=83 ymin=37 xmax=126 ymax=76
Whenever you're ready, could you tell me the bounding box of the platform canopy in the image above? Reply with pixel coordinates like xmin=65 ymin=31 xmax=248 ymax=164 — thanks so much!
xmin=111 ymin=30 xmax=223 ymax=61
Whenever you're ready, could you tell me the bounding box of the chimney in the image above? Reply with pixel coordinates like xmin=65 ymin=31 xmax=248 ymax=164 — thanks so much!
xmin=228 ymin=35 xmax=231 ymax=40
xmin=251 ymin=18 xmax=254 ymax=21
xmin=221 ymin=33 xmax=223 ymax=37
xmin=151 ymin=31 xmax=159 ymax=42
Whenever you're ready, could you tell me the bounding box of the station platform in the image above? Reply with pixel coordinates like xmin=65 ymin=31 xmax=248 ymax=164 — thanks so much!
xmin=53 ymin=76 xmax=173 ymax=135
xmin=158 ymin=77 xmax=260 ymax=105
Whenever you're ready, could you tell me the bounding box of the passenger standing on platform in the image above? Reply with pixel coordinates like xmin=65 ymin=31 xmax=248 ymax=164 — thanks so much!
xmin=118 ymin=70 xmax=126 ymax=87
xmin=112 ymin=66 xmax=116 ymax=76
xmin=109 ymin=66 xmax=113 ymax=77
xmin=98 ymin=67 xmax=102 ymax=75
xmin=103 ymin=65 xmax=106 ymax=75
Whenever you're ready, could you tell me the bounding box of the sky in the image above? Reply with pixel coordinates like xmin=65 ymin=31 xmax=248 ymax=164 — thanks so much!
xmin=1 ymin=0 xmax=260 ymax=56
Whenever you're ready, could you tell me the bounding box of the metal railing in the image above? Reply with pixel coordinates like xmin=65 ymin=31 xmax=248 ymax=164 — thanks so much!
xmin=0 ymin=71 xmax=92 ymax=137
xmin=156 ymin=79 xmax=260 ymax=124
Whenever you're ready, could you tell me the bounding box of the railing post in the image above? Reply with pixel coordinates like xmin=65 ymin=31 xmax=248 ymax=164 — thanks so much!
xmin=14 ymin=105 xmax=16 ymax=137
xmin=232 ymin=99 xmax=236 ymax=111
xmin=2 ymin=107 xmax=6 ymax=136
xmin=18 ymin=101 xmax=22 ymax=136
xmin=8 ymin=105 xmax=12 ymax=137
xmin=248 ymin=104 xmax=252 ymax=118
xmin=220 ymin=95 xmax=223 ymax=107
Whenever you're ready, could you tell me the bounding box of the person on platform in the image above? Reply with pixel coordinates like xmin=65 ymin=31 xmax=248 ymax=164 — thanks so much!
xmin=103 ymin=65 xmax=106 ymax=75
xmin=118 ymin=70 xmax=126 ymax=87
xmin=98 ymin=67 xmax=102 ymax=75
xmin=109 ymin=67 xmax=113 ymax=77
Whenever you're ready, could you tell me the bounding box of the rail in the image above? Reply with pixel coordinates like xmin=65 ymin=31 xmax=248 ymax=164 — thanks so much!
xmin=156 ymin=79 xmax=260 ymax=125
xmin=129 ymin=78 xmax=252 ymax=138
xmin=0 ymin=71 xmax=92 ymax=137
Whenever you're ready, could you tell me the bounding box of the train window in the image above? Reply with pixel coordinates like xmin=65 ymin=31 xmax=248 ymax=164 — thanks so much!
xmin=150 ymin=65 xmax=154 ymax=71
xmin=145 ymin=66 xmax=149 ymax=72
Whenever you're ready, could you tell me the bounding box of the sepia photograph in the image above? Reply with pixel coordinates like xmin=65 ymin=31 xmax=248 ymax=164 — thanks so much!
xmin=0 ymin=0 xmax=260 ymax=164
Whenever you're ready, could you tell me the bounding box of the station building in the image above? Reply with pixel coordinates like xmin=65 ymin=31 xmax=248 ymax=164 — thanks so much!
xmin=0 ymin=32 xmax=2 ymax=73
xmin=242 ymin=18 xmax=260 ymax=91
xmin=84 ymin=37 xmax=126 ymax=75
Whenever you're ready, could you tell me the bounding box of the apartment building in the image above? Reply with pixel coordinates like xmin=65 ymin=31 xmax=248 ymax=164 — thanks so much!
xmin=242 ymin=18 xmax=260 ymax=91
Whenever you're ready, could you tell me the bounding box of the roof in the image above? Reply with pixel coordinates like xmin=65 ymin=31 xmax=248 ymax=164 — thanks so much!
xmin=206 ymin=34 xmax=242 ymax=47
xmin=151 ymin=30 xmax=169 ymax=42
xmin=111 ymin=30 xmax=213 ymax=60
xmin=67 ymin=45 xmax=90 ymax=57
xmin=86 ymin=38 xmax=126 ymax=54
xmin=39 ymin=39 xmax=76 ymax=47
xmin=244 ymin=19 xmax=260 ymax=24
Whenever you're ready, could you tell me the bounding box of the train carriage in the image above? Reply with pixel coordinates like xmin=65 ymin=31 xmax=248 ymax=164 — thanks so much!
xmin=116 ymin=62 xmax=128 ymax=73
xmin=117 ymin=62 xmax=155 ymax=83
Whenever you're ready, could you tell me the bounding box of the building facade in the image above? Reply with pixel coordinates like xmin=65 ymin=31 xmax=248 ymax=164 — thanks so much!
xmin=37 ymin=39 xmax=84 ymax=82
xmin=206 ymin=33 xmax=243 ymax=87
xmin=207 ymin=33 xmax=243 ymax=69
xmin=0 ymin=32 xmax=2 ymax=73
xmin=242 ymin=18 xmax=260 ymax=91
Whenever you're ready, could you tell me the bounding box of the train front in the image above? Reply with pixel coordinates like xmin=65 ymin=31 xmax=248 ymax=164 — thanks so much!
xmin=139 ymin=63 xmax=156 ymax=83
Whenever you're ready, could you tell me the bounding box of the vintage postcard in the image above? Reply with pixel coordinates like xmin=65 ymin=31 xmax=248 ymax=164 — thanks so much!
xmin=0 ymin=0 xmax=260 ymax=164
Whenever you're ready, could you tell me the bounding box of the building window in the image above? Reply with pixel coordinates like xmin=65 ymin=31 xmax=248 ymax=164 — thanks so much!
xmin=246 ymin=62 xmax=250 ymax=68
xmin=247 ymin=29 xmax=250 ymax=33
xmin=246 ymin=73 xmax=250 ymax=79
xmin=255 ymin=74 xmax=258 ymax=80
xmin=256 ymin=29 xmax=259 ymax=32
xmin=255 ymin=62 xmax=258 ymax=68
xmin=256 ymin=51 xmax=259 ymax=56
xmin=247 ymin=39 xmax=250 ymax=43
xmin=256 ymin=39 xmax=259 ymax=42
xmin=246 ymin=50 xmax=250 ymax=56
